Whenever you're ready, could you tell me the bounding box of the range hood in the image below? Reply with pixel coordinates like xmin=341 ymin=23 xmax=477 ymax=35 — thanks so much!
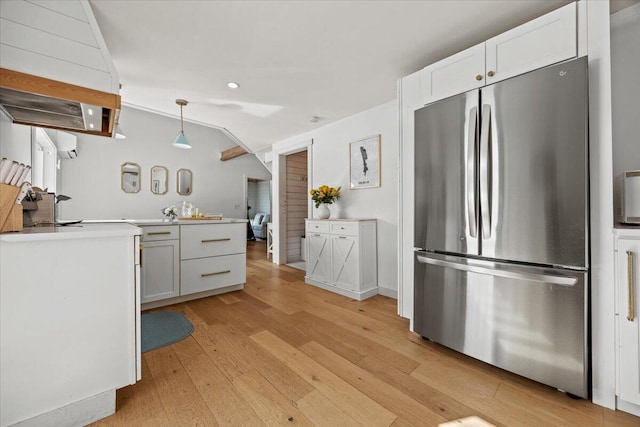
xmin=0 ymin=68 xmax=121 ymax=137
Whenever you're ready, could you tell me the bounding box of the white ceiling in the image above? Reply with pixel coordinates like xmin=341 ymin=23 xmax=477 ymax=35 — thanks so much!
xmin=89 ymin=0 xmax=633 ymax=153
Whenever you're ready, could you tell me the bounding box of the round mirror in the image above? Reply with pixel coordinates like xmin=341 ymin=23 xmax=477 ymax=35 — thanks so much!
xmin=121 ymin=162 xmax=141 ymax=193
xmin=177 ymin=168 xmax=192 ymax=195
xmin=150 ymin=166 xmax=168 ymax=195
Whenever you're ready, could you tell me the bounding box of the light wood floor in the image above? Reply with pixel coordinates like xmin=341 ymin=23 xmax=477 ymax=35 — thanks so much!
xmin=93 ymin=241 xmax=639 ymax=427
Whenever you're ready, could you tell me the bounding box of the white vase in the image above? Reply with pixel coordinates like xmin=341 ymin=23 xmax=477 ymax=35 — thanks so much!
xmin=317 ymin=203 xmax=331 ymax=219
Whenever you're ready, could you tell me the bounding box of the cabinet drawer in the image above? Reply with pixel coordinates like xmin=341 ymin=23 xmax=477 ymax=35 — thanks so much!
xmin=180 ymin=254 xmax=246 ymax=296
xmin=330 ymin=221 xmax=359 ymax=236
xmin=141 ymin=225 xmax=179 ymax=242
xmin=181 ymin=223 xmax=245 ymax=260
xmin=306 ymin=220 xmax=329 ymax=234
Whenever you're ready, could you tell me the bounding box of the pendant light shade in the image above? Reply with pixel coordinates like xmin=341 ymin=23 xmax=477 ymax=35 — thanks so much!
xmin=172 ymin=99 xmax=191 ymax=149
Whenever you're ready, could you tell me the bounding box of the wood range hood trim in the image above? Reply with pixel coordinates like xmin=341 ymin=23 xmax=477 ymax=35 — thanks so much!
xmin=0 ymin=68 xmax=121 ymax=138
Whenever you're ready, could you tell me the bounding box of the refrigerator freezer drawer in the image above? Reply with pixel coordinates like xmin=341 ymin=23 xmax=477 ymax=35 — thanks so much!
xmin=414 ymin=252 xmax=588 ymax=398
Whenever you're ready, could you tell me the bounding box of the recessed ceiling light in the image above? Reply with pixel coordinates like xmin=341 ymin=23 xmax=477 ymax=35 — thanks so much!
xmin=227 ymin=82 xmax=240 ymax=89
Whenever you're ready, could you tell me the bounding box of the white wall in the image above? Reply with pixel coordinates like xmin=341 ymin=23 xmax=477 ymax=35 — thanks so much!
xmin=59 ymin=106 xmax=271 ymax=220
xmin=611 ymin=4 xmax=640 ymax=220
xmin=0 ymin=111 xmax=31 ymax=168
xmin=272 ymin=101 xmax=398 ymax=296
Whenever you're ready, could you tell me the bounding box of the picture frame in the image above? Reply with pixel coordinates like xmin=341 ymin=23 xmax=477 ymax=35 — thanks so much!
xmin=350 ymin=134 xmax=380 ymax=189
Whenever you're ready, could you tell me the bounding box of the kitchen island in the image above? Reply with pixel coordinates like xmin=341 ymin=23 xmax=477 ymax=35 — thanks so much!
xmin=83 ymin=218 xmax=248 ymax=309
xmin=0 ymin=223 xmax=141 ymax=426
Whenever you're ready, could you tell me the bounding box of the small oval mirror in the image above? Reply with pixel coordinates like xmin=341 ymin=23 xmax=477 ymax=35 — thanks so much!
xmin=177 ymin=168 xmax=192 ymax=195
xmin=121 ymin=162 xmax=141 ymax=193
xmin=150 ymin=166 xmax=168 ymax=195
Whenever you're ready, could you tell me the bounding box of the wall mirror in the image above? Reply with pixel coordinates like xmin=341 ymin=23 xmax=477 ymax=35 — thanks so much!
xmin=177 ymin=168 xmax=192 ymax=195
xmin=121 ymin=162 xmax=141 ymax=193
xmin=150 ymin=166 xmax=168 ymax=195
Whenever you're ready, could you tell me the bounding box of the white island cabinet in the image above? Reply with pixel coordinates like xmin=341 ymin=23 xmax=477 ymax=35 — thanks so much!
xmin=137 ymin=219 xmax=247 ymax=310
xmin=0 ymin=223 xmax=141 ymax=427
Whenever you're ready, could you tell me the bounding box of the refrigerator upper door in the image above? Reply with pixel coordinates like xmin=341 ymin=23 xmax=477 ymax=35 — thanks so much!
xmin=415 ymin=91 xmax=479 ymax=255
xmin=480 ymin=57 xmax=588 ymax=268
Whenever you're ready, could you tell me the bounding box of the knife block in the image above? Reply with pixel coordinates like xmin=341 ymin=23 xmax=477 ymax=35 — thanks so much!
xmin=0 ymin=183 xmax=23 ymax=232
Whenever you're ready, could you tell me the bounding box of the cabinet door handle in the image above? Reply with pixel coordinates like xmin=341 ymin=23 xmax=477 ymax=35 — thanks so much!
xmin=201 ymin=270 xmax=230 ymax=277
xmin=139 ymin=244 xmax=143 ymax=268
xmin=628 ymin=250 xmax=635 ymax=322
xmin=148 ymin=231 xmax=171 ymax=236
xmin=339 ymin=236 xmax=347 ymax=239
xmin=202 ymin=238 xmax=231 ymax=243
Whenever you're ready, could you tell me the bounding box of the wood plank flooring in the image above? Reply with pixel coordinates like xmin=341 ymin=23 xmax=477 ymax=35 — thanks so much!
xmin=92 ymin=241 xmax=639 ymax=427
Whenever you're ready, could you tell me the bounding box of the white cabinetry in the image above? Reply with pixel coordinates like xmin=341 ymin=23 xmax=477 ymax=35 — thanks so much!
xmin=305 ymin=219 xmax=377 ymax=300
xmin=615 ymin=229 xmax=640 ymax=415
xmin=0 ymin=224 xmax=140 ymax=426
xmin=306 ymin=221 xmax=331 ymax=283
xmin=140 ymin=225 xmax=179 ymax=304
xmin=420 ymin=43 xmax=485 ymax=104
xmin=180 ymin=223 xmax=246 ymax=296
xmin=140 ymin=221 xmax=247 ymax=310
xmin=420 ymin=2 xmax=577 ymax=105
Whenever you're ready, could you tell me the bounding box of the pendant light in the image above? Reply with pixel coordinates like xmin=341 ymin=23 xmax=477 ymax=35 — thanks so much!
xmin=173 ymin=99 xmax=191 ymax=149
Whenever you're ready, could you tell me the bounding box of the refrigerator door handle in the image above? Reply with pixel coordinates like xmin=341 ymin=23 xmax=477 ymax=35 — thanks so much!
xmin=466 ymin=106 xmax=478 ymax=238
xmin=479 ymin=104 xmax=492 ymax=240
xmin=416 ymin=254 xmax=578 ymax=287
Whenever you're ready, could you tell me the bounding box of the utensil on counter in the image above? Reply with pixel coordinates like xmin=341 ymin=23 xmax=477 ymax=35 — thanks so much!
xmin=9 ymin=164 xmax=25 ymax=186
xmin=15 ymin=166 xmax=31 ymax=186
xmin=1 ymin=159 xmax=17 ymax=183
xmin=16 ymin=182 xmax=31 ymax=204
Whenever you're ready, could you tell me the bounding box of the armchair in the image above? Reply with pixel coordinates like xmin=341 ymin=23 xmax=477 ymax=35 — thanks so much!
xmin=252 ymin=213 xmax=270 ymax=239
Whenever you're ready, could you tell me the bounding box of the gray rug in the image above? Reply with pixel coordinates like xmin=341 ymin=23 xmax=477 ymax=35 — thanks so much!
xmin=141 ymin=310 xmax=194 ymax=353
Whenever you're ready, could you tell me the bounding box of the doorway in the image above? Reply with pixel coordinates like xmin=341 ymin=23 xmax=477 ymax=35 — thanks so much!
xmin=281 ymin=150 xmax=308 ymax=270
xmin=244 ymin=176 xmax=272 ymax=258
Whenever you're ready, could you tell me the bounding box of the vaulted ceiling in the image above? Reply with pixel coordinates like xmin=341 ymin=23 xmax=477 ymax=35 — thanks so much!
xmin=89 ymin=0 xmax=634 ymax=153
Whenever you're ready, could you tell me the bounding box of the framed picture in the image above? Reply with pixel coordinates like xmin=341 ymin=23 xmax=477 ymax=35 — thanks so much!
xmin=350 ymin=134 xmax=380 ymax=189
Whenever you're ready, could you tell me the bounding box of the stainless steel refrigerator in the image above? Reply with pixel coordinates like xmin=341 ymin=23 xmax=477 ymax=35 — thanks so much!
xmin=413 ymin=57 xmax=589 ymax=398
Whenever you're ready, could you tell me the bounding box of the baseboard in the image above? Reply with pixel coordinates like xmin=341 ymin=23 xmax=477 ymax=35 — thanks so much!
xmin=617 ymin=398 xmax=640 ymax=417
xmin=304 ymin=277 xmax=378 ymax=301
xmin=378 ymin=286 xmax=397 ymax=299
xmin=141 ymin=284 xmax=244 ymax=310
xmin=12 ymin=389 xmax=115 ymax=427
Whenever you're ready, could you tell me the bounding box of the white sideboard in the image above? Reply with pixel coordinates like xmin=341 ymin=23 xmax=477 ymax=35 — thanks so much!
xmin=305 ymin=219 xmax=377 ymax=300
xmin=0 ymin=223 xmax=141 ymax=426
xmin=614 ymin=227 xmax=640 ymax=416
xmin=140 ymin=220 xmax=246 ymax=310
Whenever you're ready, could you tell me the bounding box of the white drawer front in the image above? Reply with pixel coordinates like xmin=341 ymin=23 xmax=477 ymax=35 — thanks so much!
xmin=181 ymin=223 xmax=245 ymax=259
xmin=330 ymin=221 xmax=359 ymax=236
xmin=306 ymin=220 xmax=329 ymax=234
xmin=181 ymin=254 xmax=246 ymax=296
xmin=141 ymin=225 xmax=180 ymax=242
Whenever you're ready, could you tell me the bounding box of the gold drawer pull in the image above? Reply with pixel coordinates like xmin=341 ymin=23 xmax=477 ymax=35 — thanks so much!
xmin=201 ymin=270 xmax=231 ymax=277
xmin=202 ymin=238 xmax=231 ymax=243
xmin=148 ymin=231 xmax=171 ymax=236
xmin=628 ymin=251 xmax=635 ymax=322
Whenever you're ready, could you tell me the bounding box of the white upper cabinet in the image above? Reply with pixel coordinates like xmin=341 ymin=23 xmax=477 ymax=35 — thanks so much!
xmin=419 ymin=2 xmax=577 ymax=105
xmin=420 ymin=43 xmax=485 ymax=105
xmin=485 ymin=2 xmax=577 ymax=85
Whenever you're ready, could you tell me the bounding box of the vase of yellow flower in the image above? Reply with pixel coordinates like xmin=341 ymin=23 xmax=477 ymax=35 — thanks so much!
xmin=309 ymin=185 xmax=341 ymax=219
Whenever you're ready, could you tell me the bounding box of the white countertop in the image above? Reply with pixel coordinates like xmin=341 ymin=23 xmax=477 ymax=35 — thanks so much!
xmin=0 ymin=223 xmax=141 ymax=242
xmin=82 ymin=218 xmax=248 ymax=226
